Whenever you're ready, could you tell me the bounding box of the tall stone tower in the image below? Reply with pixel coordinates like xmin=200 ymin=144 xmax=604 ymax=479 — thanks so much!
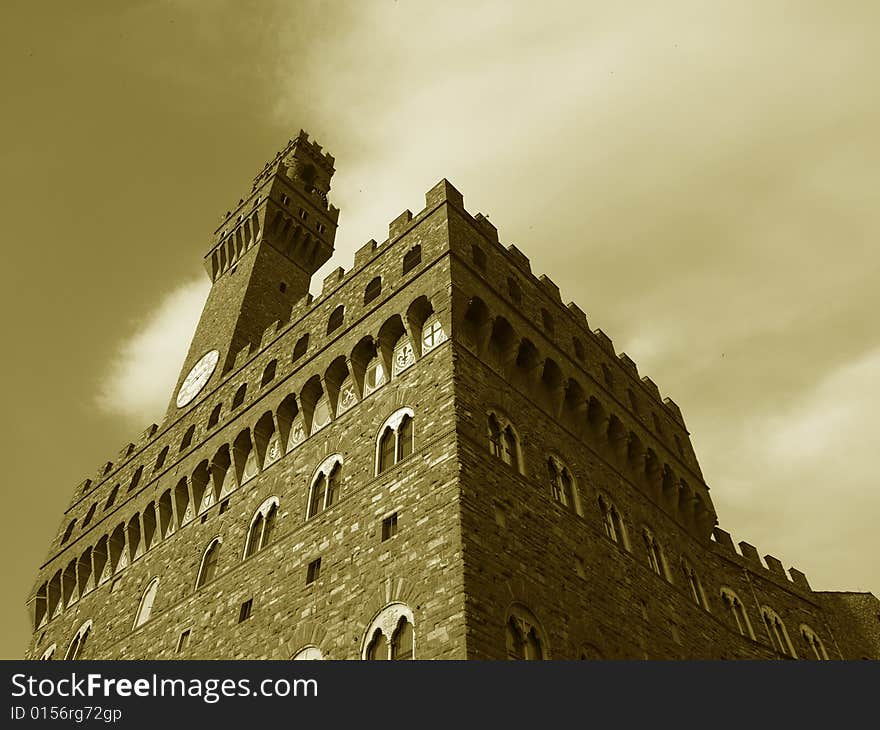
xmin=169 ymin=131 xmax=339 ymax=416
xmin=26 ymin=132 xmax=880 ymax=661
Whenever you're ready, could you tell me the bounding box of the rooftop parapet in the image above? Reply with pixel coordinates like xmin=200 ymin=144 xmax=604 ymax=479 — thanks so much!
xmin=425 ymin=178 xmax=464 ymax=209
xmin=473 ymin=213 xmax=499 ymax=243
xmin=710 ymin=529 xmax=812 ymax=592
xmin=738 ymin=541 xmax=761 ymax=564
xmin=712 ymin=527 xmax=735 ymax=551
xmin=506 ymin=245 xmax=532 ymax=274
xmin=641 ymin=376 xmax=661 ymax=400
xmin=593 ymin=329 xmax=615 ymax=356
xmin=618 ymin=353 xmax=639 ymax=378
xmin=288 ymin=293 xmax=314 ymax=324
xmin=233 ymin=343 xmax=253 ymax=371
xmin=538 ymin=274 xmax=562 ymax=303
xmin=566 ymin=302 xmax=589 ymax=329
xmin=763 ymin=554 xmax=787 ymax=578
xmin=389 ymin=210 xmax=413 ymax=240
xmin=261 ymin=320 xmax=282 ymax=349
xmin=788 ymin=568 xmax=812 ymax=591
xmin=354 ymin=239 xmax=380 ymax=268
xmin=662 ymin=397 xmax=684 ymax=425
xmin=322 ymin=266 xmax=346 ymax=296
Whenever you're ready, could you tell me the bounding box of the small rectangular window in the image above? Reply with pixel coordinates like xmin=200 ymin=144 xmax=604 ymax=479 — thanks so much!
xmin=176 ymin=629 xmax=191 ymax=653
xmin=219 ymin=499 xmax=229 ymax=515
xmin=381 ymin=512 xmax=399 ymax=542
xmin=238 ymin=598 xmax=253 ymax=623
xmin=306 ymin=558 xmax=321 ymax=584
xmin=575 ymin=556 xmax=586 ymax=579
xmin=281 ymin=194 xmax=290 ymax=206
xmin=299 ymin=209 xmax=309 ymax=221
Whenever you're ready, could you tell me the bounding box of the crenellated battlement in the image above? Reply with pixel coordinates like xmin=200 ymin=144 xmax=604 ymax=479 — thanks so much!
xmin=711 ymin=527 xmax=812 ymax=592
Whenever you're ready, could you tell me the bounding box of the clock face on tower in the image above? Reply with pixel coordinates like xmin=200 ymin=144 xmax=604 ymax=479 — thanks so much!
xmin=176 ymin=349 xmax=219 ymax=408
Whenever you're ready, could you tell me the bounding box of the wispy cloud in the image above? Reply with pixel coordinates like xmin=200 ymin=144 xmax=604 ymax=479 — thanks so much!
xmin=699 ymin=346 xmax=880 ymax=592
xmin=94 ymin=279 xmax=210 ymax=425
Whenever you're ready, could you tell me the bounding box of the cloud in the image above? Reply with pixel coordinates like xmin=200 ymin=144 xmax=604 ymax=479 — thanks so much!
xmin=94 ymin=278 xmax=210 ymax=425
xmin=700 ymin=346 xmax=880 ymax=593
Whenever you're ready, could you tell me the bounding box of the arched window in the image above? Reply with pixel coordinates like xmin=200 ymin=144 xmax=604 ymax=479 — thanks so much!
xmin=642 ymin=527 xmax=669 ymax=580
xmin=402 ymin=245 xmax=421 ymax=274
xmin=104 ymin=485 xmax=119 ymax=511
xmin=307 ymin=455 xmax=342 ymax=519
xmin=362 ymin=603 xmax=415 ymax=660
xmin=61 ymin=519 xmax=77 ymax=545
xmin=232 ymin=383 xmax=247 ymax=410
xmin=421 ymin=315 xmax=446 ymax=354
xmin=208 ymin=403 xmax=222 ymax=429
xmin=547 ymin=456 xmax=577 ymax=512
xmin=391 ymin=616 xmax=415 ymax=660
xmin=505 ymin=604 xmax=546 ymax=660
xmin=64 ymin=620 xmax=92 ymax=660
xmin=487 ymin=412 xmax=521 ymax=472
xmin=761 ymin=606 xmax=797 ymax=658
xmin=133 ymin=578 xmax=159 ymax=629
xmin=364 ymin=276 xmax=382 ymax=305
xmin=39 ymin=644 xmax=56 ymax=661
xmin=681 ymin=558 xmax=708 ymax=609
xmin=196 ymin=538 xmax=221 ymax=589
xmin=260 ymin=359 xmax=277 ymax=388
xmin=721 ymin=588 xmax=755 ymax=639
xmin=598 ymin=495 xmax=628 ymax=550
xmin=179 ymin=424 xmax=195 ymax=452
xmin=292 ymin=333 xmax=309 ymax=363
xmin=800 ymin=624 xmax=829 ymax=660
xmin=376 ymin=408 xmax=415 ymax=475
xmin=292 ymin=645 xmax=324 ymax=660
xmin=326 ymin=305 xmax=344 ymax=334
xmin=244 ymin=498 xmax=279 ymax=558
xmin=82 ymin=503 xmax=97 ymax=529
xmin=154 ymin=445 xmax=169 ymax=472
xmin=128 ymin=465 xmax=143 ymax=493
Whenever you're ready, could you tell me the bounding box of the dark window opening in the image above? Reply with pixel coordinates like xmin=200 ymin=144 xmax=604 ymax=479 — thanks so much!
xmin=381 ymin=513 xmax=399 ymax=542
xmin=238 ymin=599 xmax=253 ymax=623
xmin=306 ymin=558 xmax=321 ymax=584
xmin=402 ymin=245 xmax=422 ymax=274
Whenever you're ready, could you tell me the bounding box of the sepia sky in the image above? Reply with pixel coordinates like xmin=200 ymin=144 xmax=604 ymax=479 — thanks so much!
xmin=1 ymin=1 xmax=878 ymax=658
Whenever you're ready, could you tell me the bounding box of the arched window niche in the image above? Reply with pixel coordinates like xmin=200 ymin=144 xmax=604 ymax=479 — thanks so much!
xmin=376 ymin=407 xmax=415 ymax=475
xmin=292 ymin=645 xmax=324 ymax=660
xmin=547 ymin=455 xmax=580 ymax=515
xmin=132 ymin=578 xmax=159 ymax=629
xmin=487 ymin=411 xmax=522 ymax=473
xmin=244 ymin=497 xmax=279 ymax=559
xmin=307 ymin=455 xmax=343 ymax=519
xmin=362 ymin=603 xmax=415 ymax=660
xmin=505 ymin=604 xmax=547 ymax=660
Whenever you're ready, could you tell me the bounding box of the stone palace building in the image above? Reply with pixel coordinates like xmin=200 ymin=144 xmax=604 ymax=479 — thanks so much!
xmin=26 ymin=131 xmax=880 ymax=660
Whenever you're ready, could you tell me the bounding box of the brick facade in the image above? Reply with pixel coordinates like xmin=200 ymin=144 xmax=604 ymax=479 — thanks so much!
xmin=25 ymin=132 xmax=880 ymax=661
